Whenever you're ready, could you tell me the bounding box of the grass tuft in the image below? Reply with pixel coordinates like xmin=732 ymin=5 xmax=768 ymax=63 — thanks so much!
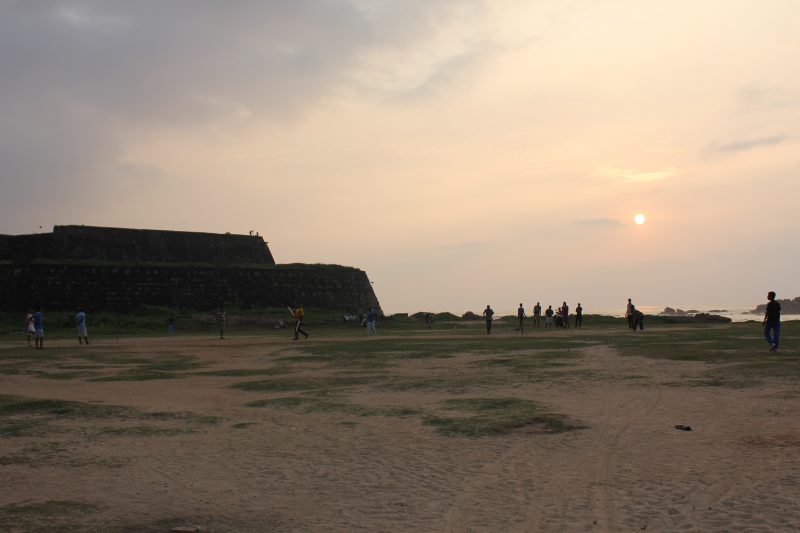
xmin=93 ymin=425 xmax=196 ymax=437
xmin=424 ymin=397 xmax=583 ymax=437
xmin=0 ymin=500 xmax=97 ymax=531
xmin=246 ymin=396 xmax=422 ymax=417
xmin=196 ymin=367 xmax=295 ymax=377
xmin=232 ymin=375 xmax=384 ymax=393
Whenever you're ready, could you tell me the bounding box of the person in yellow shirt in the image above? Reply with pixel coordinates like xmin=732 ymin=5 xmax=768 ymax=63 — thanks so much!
xmin=293 ymin=305 xmax=309 ymax=340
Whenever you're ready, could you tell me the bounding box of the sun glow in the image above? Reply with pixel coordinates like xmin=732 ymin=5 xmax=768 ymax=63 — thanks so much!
xmin=634 ymin=213 xmax=646 ymax=225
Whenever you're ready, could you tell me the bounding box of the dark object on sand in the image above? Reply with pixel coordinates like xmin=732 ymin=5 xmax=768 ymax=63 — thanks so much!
xmin=675 ymin=424 xmax=692 ymax=431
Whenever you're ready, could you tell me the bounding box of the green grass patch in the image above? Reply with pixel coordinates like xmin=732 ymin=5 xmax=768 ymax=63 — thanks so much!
xmin=246 ymin=396 xmax=422 ymax=418
xmin=73 ymin=352 xmax=202 ymax=382
xmin=0 ymin=362 xmax=27 ymax=376
xmin=0 ymin=347 xmax=203 ymax=382
xmin=71 ymin=350 xmax=154 ymax=366
xmin=0 ymin=395 xmax=220 ymax=423
xmin=143 ymin=412 xmax=221 ymax=425
xmin=606 ymin=323 xmax=799 ymax=363
xmin=275 ymin=337 xmax=594 ymax=374
xmin=0 ymin=362 xmax=102 ymax=380
xmin=232 ymin=374 xmax=384 ymax=393
xmin=245 ymin=396 xmax=373 ymax=415
xmin=140 ymin=354 xmax=203 ymax=372
xmin=379 ymin=406 xmax=422 ymax=417
xmin=473 ymin=349 xmax=579 ymax=373
xmin=665 ymin=378 xmax=757 ymax=388
xmin=376 ymin=374 xmax=502 ymax=393
xmin=0 ymin=441 xmax=129 ymax=468
xmin=0 ymin=395 xmax=219 ymax=442
xmin=88 ymin=370 xmax=182 ymax=381
xmin=196 ymin=367 xmax=295 ymax=377
xmin=93 ymin=425 xmax=196 ymax=437
xmin=424 ymin=397 xmax=583 ymax=437
xmin=605 ymin=323 xmax=800 ymax=387
xmin=0 ymin=349 xmax=68 ymax=363
xmin=0 ymin=396 xmax=133 ymax=418
xmin=672 ymin=360 xmax=800 ymax=388
xmin=33 ymin=369 xmax=103 ymax=380
xmin=0 ymin=500 xmax=98 ymax=532
xmin=84 ymin=353 xmax=202 ymax=381
xmin=0 ymin=419 xmax=48 ymax=437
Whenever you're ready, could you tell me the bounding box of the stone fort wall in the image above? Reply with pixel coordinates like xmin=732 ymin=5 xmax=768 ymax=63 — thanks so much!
xmin=1 ymin=262 xmax=378 ymax=312
xmin=0 ymin=226 xmax=380 ymax=312
xmin=0 ymin=225 xmax=275 ymax=264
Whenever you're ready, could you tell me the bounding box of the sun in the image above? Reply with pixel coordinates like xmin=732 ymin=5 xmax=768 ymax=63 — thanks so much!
xmin=634 ymin=213 xmax=646 ymax=225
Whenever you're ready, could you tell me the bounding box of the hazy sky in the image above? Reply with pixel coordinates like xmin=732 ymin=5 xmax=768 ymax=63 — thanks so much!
xmin=2 ymin=0 xmax=798 ymax=314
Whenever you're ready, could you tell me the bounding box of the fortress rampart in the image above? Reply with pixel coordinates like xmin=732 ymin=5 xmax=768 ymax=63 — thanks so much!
xmin=0 ymin=226 xmax=379 ymax=312
xmin=0 ymin=225 xmax=275 ymax=264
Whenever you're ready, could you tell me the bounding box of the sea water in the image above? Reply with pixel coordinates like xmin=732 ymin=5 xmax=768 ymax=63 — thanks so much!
xmin=594 ymin=305 xmax=799 ymax=323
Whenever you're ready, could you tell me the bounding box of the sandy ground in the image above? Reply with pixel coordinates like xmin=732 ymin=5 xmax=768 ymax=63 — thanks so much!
xmin=1 ymin=331 xmax=799 ymax=532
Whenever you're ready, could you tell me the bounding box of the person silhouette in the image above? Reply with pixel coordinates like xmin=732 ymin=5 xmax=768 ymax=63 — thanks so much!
xmin=763 ymin=291 xmax=781 ymax=352
xmin=533 ymin=302 xmax=542 ymax=328
xmin=516 ymin=303 xmax=526 ymax=331
xmin=483 ymin=305 xmax=495 ymax=334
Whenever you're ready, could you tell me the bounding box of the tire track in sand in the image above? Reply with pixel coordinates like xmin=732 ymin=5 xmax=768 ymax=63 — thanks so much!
xmin=440 ymin=344 xmax=666 ymax=532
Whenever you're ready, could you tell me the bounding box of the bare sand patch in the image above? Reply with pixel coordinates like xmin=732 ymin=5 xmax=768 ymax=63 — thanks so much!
xmin=1 ymin=331 xmax=799 ymax=532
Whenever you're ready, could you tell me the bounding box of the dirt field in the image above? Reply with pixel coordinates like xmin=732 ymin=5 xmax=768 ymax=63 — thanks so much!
xmin=1 ymin=325 xmax=799 ymax=532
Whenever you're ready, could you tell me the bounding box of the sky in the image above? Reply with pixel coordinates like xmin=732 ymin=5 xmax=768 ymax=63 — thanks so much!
xmin=1 ymin=0 xmax=799 ymax=314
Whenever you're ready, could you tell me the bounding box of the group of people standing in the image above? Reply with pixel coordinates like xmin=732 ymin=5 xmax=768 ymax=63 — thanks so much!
xmin=481 ymin=302 xmax=584 ymax=334
xmin=530 ymin=302 xmax=584 ymax=329
xmin=24 ymin=307 xmax=89 ymax=348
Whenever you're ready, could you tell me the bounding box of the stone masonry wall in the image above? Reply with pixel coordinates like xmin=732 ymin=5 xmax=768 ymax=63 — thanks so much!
xmin=0 ymin=263 xmax=379 ymax=312
xmin=0 ymin=226 xmax=275 ymax=265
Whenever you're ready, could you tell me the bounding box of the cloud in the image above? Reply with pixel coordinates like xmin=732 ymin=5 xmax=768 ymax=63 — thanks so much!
xmin=706 ymin=134 xmax=791 ymax=155
xmin=0 ymin=0 xmax=496 ymax=230
xmin=598 ymin=167 xmax=676 ymax=183
xmin=0 ymin=1 xmax=495 ymax=127
xmin=346 ymin=2 xmax=495 ymax=98
xmin=0 ymin=1 xmax=378 ymax=125
xmin=739 ymin=84 xmax=799 ymax=110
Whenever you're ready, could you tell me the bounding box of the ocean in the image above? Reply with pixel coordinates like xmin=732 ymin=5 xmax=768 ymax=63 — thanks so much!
xmin=594 ymin=305 xmax=798 ymax=323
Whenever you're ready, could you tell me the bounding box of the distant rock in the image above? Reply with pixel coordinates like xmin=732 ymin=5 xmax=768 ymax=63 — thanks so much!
xmin=692 ymin=313 xmax=732 ymax=324
xmin=708 ymin=309 xmax=728 ymax=313
xmin=411 ymin=311 xmax=461 ymax=320
xmin=749 ymin=296 xmax=800 ymax=315
xmin=660 ymin=307 xmax=721 ymax=317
